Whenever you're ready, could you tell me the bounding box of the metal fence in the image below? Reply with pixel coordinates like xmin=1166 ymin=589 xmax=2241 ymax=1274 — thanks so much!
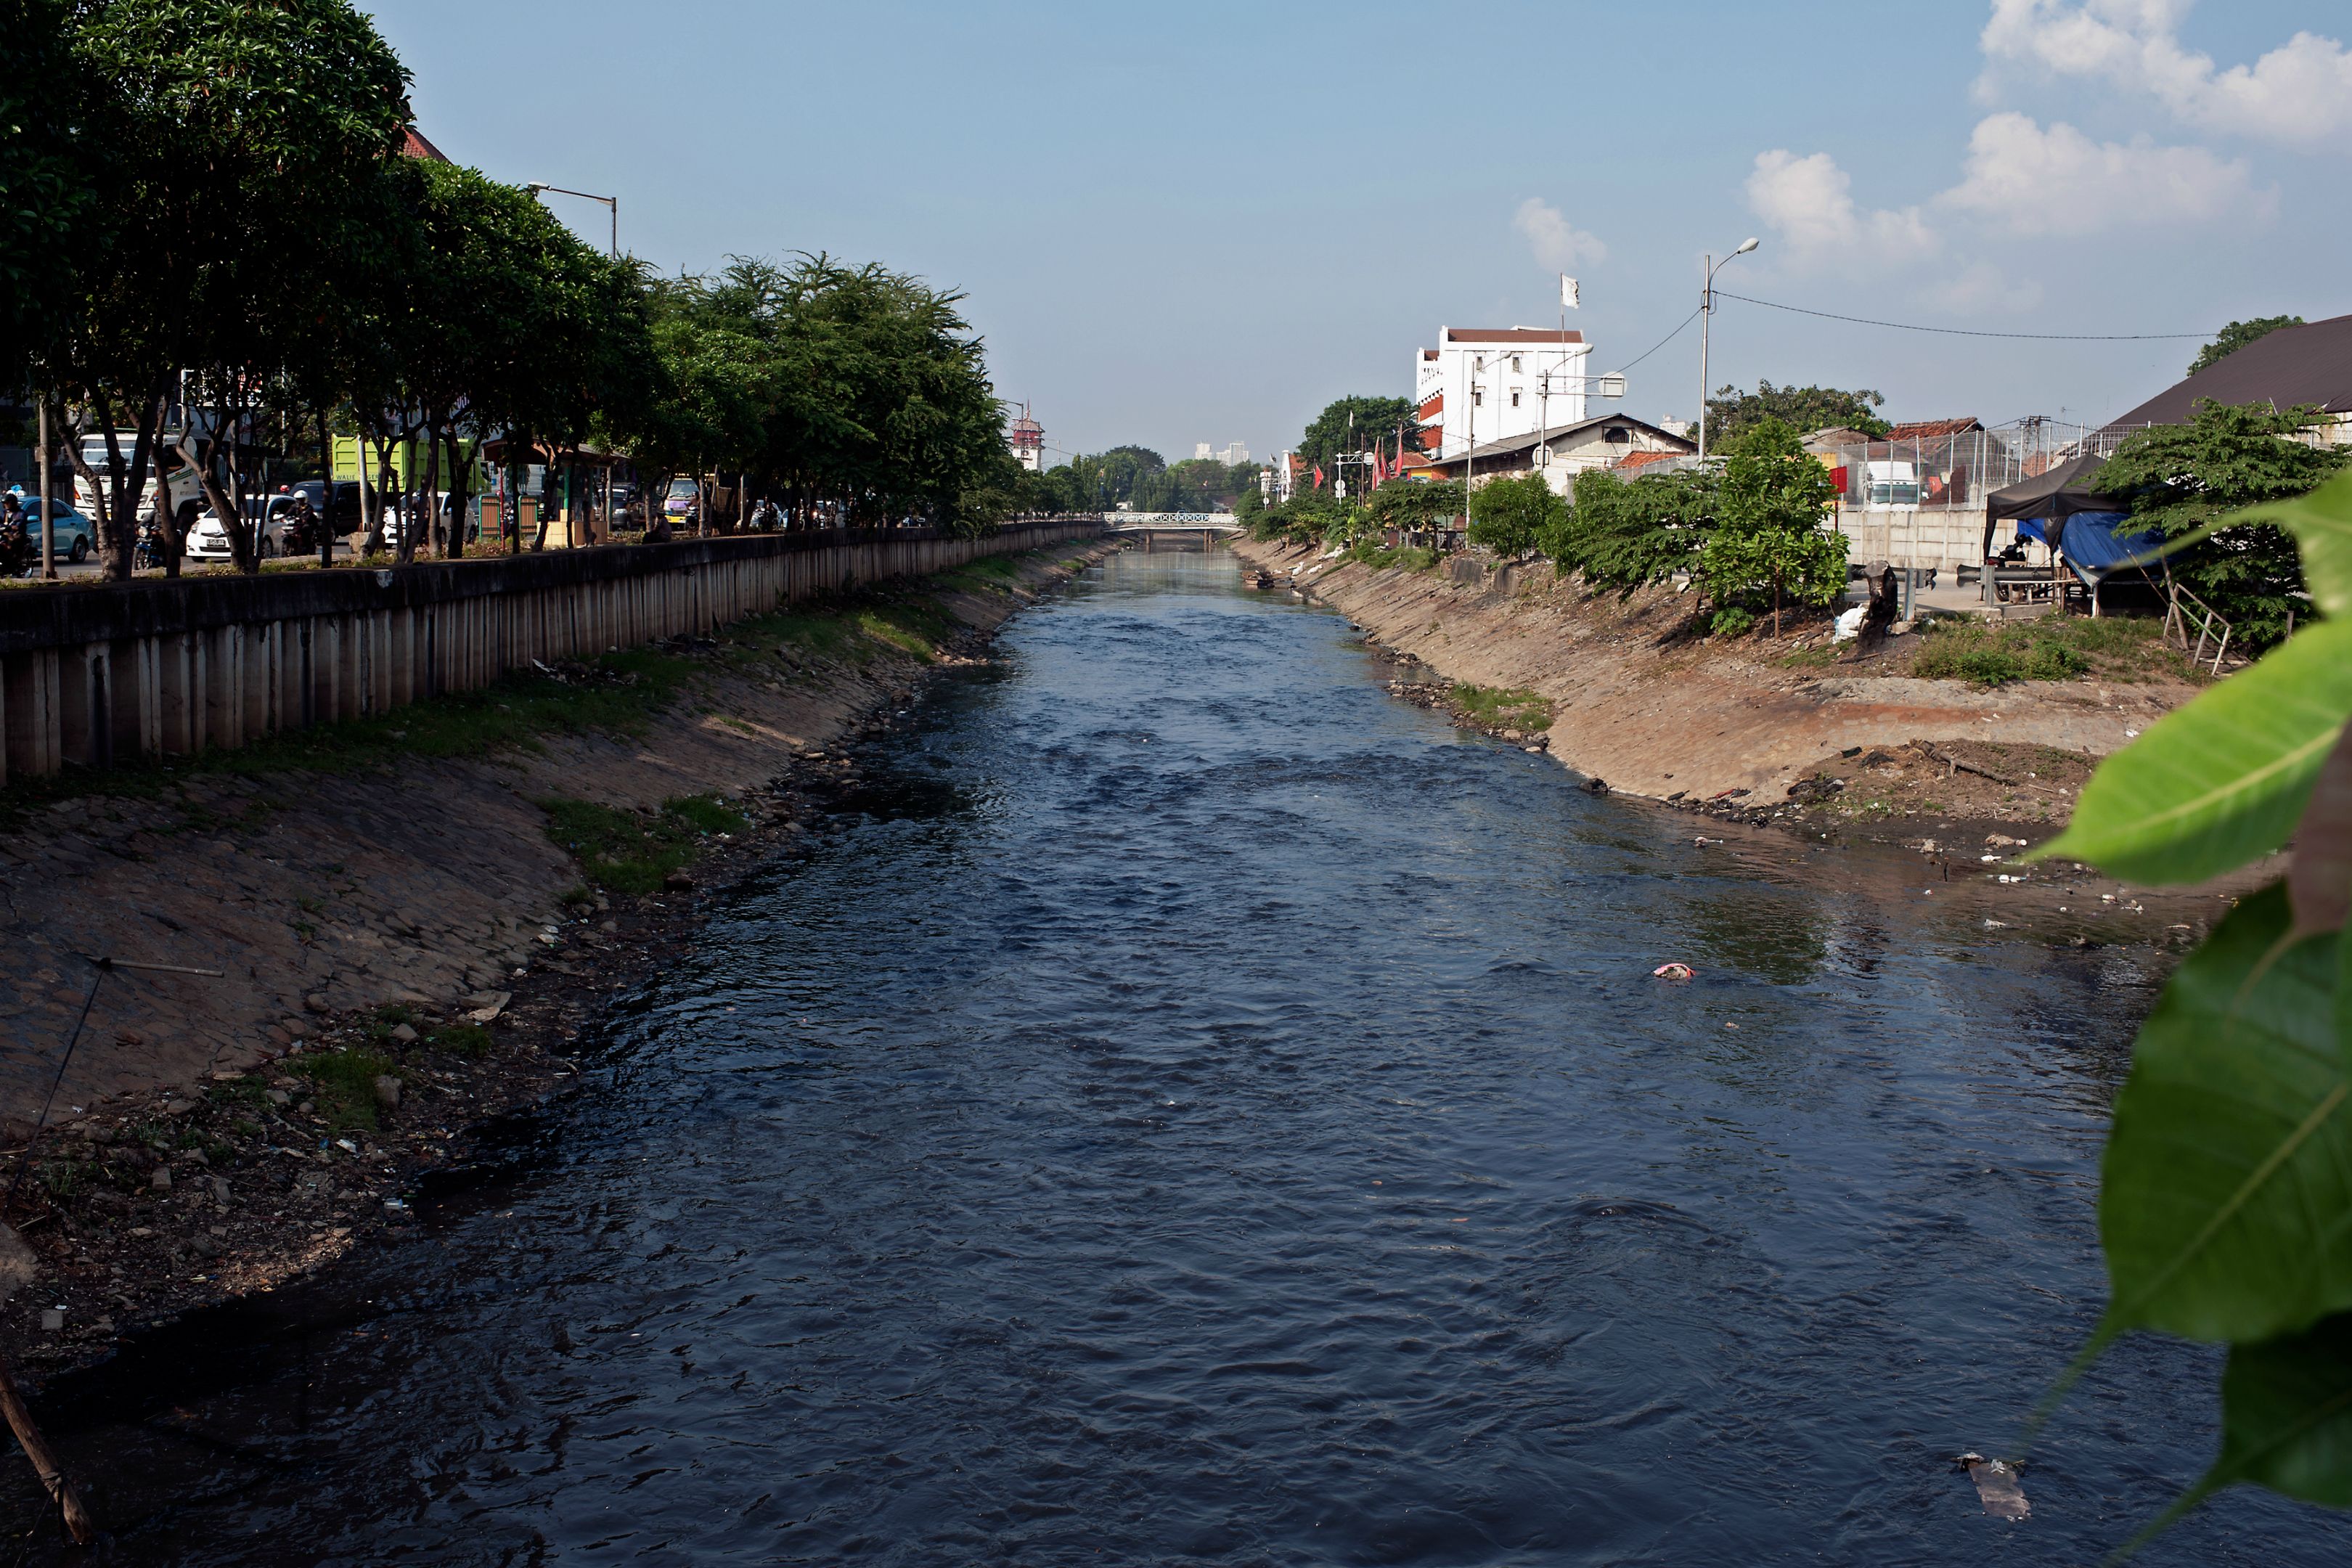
xmin=1814 ymin=419 xmax=2169 ymax=513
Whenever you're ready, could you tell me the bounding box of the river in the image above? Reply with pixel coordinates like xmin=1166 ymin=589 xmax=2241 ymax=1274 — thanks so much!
xmin=18 ymin=550 xmax=2346 ymax=1564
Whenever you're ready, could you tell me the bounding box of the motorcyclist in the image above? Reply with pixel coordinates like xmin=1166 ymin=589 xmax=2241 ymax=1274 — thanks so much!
xmin=282 ymin=494 xmax=319 ymax=556
xmin=0 ymin=491 xmax=28 ymax=576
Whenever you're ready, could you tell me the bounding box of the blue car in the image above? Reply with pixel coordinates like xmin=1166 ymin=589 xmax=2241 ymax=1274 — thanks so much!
xmin=16 ymin=497 xmax=97 ymax=563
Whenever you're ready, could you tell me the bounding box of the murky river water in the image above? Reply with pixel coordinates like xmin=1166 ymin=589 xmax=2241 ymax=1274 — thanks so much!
xmin=16 ymin=551 xmax=2348 ymax=1564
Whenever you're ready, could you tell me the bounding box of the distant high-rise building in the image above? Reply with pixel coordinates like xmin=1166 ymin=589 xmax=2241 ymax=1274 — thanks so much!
xmin=1220 ymin=442 xmax=1249 ymax=465
xmin=1194 ymin=442 xmax=1214 ymax=462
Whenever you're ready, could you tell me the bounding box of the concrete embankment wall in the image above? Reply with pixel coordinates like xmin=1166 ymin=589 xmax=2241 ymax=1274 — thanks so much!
xmin=0 ymin=521 xmax=1103 ymax=783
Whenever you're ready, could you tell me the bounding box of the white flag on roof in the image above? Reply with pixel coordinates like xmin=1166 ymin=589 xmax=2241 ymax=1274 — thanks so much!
xmin=1561 ymin=275 xmax=1580 ymax=309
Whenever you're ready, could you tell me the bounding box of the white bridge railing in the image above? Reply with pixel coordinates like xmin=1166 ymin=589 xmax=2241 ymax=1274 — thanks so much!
xmin=1106 ymin=513 xmax=1241 ymax=528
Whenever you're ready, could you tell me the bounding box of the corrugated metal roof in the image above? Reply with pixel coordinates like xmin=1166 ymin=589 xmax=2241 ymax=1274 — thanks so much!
xmin=2110 ymin=313 xmax=2352 ymax=427
xmin=1884 ymin=417 xmax=1981 ymax=441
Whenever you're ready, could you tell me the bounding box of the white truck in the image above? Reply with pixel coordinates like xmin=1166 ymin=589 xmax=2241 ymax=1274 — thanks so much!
xmin=73 ymin=432 xmax=209 ymax=529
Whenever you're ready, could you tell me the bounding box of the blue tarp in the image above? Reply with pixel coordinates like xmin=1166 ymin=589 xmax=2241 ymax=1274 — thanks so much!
xmin=2014 ymin=510 xmax=2164 ymax=584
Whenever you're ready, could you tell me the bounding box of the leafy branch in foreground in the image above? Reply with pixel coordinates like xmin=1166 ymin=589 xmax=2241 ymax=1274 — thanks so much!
xmin=2026 ymin=466 xmax=2352 ymax=1551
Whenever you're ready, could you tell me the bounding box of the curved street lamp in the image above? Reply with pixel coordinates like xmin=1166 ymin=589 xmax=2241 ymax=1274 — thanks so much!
xmin=1696 ymin=236 xmax=1759 ymax=460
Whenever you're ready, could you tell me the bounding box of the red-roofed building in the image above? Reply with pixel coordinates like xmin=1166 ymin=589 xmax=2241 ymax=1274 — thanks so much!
xmin=1883 ymin=417 xmax=1981 ymax=442
xmin=400 ymin=126 xmax=450 ymax=163
xmin=1612 ymin=448 xmax=1682 ymax=474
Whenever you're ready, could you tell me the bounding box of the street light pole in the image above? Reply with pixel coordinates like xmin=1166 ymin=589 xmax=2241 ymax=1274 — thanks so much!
xmin=527 ymin=182 xmax=618 ymax=258
xmin=1696 ymin=236 xmax=1759 ymax=461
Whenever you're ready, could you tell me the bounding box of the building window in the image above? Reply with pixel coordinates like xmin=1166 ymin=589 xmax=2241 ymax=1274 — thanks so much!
xmin=1511 ymin=356 xmax=1522 ymax=372
xmin=1511 ymin=391 xmax=1521 ymax=408
xmin=1604 ymin=426 xmax=1631 ymax=444
xmin=1473 ymin=390 xmax=1483 ymax=407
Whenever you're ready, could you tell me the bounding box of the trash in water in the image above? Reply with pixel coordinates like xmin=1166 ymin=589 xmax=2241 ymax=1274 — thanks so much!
xmin=1956 ymin=1453 xmax=2029 ymax=1519
xmin=1653 ymin=963 xmax=1696 ymax=980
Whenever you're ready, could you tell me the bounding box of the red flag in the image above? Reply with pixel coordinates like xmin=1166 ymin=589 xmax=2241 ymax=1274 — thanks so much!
xmin=1312 ymin=464 xmax=1325 ymax=490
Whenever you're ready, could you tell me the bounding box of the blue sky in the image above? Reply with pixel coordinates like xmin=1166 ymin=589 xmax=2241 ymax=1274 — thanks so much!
xmin=373 ymin=0 xmax=2351 ymax=462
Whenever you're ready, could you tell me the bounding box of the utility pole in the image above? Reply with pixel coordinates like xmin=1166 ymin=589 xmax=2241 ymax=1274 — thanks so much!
xmin=37 ymin=397 xmax=54 ymax=579
xmin=1696 ymin=237 xmax=1760 ymax=461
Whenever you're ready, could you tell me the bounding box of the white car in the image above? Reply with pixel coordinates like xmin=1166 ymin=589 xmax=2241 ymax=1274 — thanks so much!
xmin=185 ymin=497 xmax=330 ymax=562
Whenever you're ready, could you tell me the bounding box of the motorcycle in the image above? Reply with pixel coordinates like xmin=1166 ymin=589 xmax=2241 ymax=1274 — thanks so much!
xmin=132 ymin=520 xmax=166 ymax=571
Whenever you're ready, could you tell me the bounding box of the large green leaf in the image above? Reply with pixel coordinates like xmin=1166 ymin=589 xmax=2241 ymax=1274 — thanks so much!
xmin=2033 ymin=618 xmax=2352 ymax=883
xmin=2099 ymin=885 xmax=2352 ymax=1345
xmin=2217 ymin=1311 xmax=2352 ymax=1508
xmin=2111 ymin=1311 xmax=2352 ymax=1558
xmin=2237 ymin=469 xmax=2352 ymax=619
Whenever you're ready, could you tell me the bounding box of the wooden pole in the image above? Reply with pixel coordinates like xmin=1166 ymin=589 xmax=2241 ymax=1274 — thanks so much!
xmin=0 ymin=1346 xmax=97 ymax=1545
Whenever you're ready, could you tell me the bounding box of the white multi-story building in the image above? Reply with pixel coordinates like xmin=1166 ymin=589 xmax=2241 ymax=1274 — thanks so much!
xmin=1007 ymin=407 xmax=1045 ymax=473
xmin=1262 ymin=449 xmax=1299 ymax=504
xmin=1220 ymin=441 xmax=1249 ymax=465
xmin=1413 ymin=327 xmax=1592 ymax=460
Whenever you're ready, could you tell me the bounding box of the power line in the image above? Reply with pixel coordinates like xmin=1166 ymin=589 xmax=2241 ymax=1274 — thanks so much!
xmin=1711 ymin=290 xmax=2213 ymax=342
xmin=1604 ymin=306 xmax=1702 ymax=376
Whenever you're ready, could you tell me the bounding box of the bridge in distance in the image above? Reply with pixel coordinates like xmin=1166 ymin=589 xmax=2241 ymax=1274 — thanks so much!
xmin=1102 ymin=513 xmax=1240 ymax=551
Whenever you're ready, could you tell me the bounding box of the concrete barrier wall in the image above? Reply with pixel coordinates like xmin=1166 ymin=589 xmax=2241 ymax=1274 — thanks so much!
xmin=0 ymin=520 xmax=1103 ymax=783
xmin=1832 ymin=505 xmax=1993 ymax=573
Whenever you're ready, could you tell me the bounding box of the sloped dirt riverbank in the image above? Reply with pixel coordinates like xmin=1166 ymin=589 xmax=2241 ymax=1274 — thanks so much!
xmin=1228 ymin=535 xmax=2263 ymax=953
xmin=0 ymin=543 xmax=1116 ymax=1393
xmin=1230 ymin=536 xmax=2194 ymax=817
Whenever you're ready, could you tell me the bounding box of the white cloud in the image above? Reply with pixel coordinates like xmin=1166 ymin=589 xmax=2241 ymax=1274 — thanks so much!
xmin=1980 ymin=0 xmax=2352 ymax=150
xmin=1744 ymin=150 xmax=1938 ymax=268
xmin=1938 ymin=111 xmax=2263 ymax=234
xmin=1511 ymin=198 xmax=1606 ymax=271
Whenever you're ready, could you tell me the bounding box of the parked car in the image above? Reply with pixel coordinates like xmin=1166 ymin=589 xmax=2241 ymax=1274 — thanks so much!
xmin=18 ymin=497 xmax=97 ymax=563
xmin=380 ymin=491 xmax=463 ymax=554
xmin=185 ymin=496 xmax=330 ymax=562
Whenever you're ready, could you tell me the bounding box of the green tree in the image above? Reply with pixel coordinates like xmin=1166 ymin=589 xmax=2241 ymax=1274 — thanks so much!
xmin=1300 ymin=395 xmax=1416 ymax=478
xmin=1367 ymin=478 xmax=1463 ymax=534
xmin=2094 ymin=399 xmax=2348 ymax=650
xmin=1705 ymin=380 xmax=1889 ymax=445
xmin=45 ymin=0 xmax=412 ymax=579
xmin=0 ymin=0 xmax=92 ymax=385
xmin=1466 ymin=473 xmax=1564 ymax=557
xmin=2187 ymin=314 xmax=2303 ymax=377
xmin=1545 ymin=466 xmax=1712 ymax=591
xmin=1699 ymin=417 xmax=1846 ymax=634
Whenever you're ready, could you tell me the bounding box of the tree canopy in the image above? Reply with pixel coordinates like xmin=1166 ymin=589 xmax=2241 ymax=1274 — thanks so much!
xmin=1705 ymin=380 xmax=1889 ymax=444
xmin=2094 ymin=399 xmax=2349 ymax=650
xmin=1466 ymin=474 xmax=1564 ymax=558
xmin=2186 ymin=315 xmax=2303 ymax=378
xmin=12 ymin=0 xmax=1034 ymax=569
xmin=1299 ymin=395 xmax=1418 ymax=475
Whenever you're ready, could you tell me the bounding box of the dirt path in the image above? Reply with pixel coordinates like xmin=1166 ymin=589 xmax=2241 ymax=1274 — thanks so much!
xmin=1233 ymin=537 xmax=2191 ymax=811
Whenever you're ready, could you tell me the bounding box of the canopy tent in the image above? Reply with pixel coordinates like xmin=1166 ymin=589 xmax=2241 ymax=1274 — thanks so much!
xmin=1985 ymin=452 xmax=2110 ymax=528
xmin=1986 ymin=454 xmax=2165 ymax=608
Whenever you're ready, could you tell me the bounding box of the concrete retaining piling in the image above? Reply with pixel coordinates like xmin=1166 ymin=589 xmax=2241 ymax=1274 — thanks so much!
xmin=0 ymin=521 xmax=1103 ymax=783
